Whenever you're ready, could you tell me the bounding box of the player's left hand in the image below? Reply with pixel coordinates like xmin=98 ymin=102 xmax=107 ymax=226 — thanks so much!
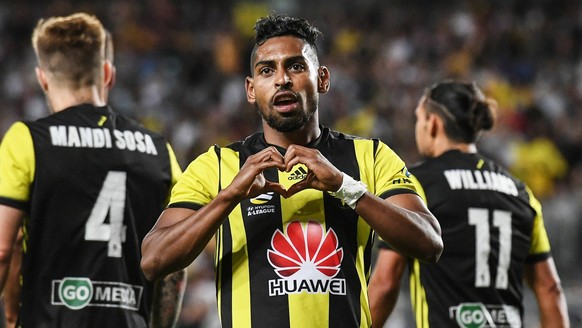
xmin=283 ymin=144 xmax=343 ymax=197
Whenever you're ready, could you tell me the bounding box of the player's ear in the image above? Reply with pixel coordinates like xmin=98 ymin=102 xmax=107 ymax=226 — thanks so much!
xmin=428 ymin=113 xmax=440 ymax=138
xmin=245 ymin=76 xmax=256 ymax=104
xmin=317 ymin=66 xmax=330 ymax=93
xmin=104 ymin=60 xmax=116 ymax=90
xmin=35 ymin=67 xmax=49 ymax=92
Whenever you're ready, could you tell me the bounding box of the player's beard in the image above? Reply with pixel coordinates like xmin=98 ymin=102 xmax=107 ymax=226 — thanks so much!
xmin=257 ymin=97 xmax=317 ymax=133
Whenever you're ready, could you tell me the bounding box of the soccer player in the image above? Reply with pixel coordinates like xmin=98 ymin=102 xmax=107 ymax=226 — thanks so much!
xmin=0 ymin=13 xmax=185 ymax=327
xmin=368 ymin=81 xmax=570 ymax=327
xmin=141 ymin=14 xmax=443 ymax=328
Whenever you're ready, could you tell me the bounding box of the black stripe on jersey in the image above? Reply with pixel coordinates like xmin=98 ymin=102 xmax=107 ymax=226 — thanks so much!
xmin=238 ymin=148 xmax=289 ymax=328
xmin=0 ymin=196 xmax=28 ymax=211
xmin=218 ymin=219 xmax=234 ymax=328
xmin=320 ymin=138 xmax=362 ymax=327
xmin=363 ymin=230 xmax=375 ymax=280
xmin=214 ymin=145 xmax=222 ymax=192
xmin=167 ymin=202 xmax=203 ymax=210
xmin=378 ymin=188 xmax=418 ymax=199
xmin=525 ymin=252 xmax=551 ymax=264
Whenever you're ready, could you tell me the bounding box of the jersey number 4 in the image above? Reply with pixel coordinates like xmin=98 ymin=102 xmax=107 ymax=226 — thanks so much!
xmin=84 ymin=171 xmax=127 ymax=258
xmin=468 ymin=208 xmax=512 ymax=289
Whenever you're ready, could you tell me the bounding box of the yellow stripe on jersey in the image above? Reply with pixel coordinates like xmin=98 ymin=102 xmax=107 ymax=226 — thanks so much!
xmin=215 ymin=220 xmax=223 ymax=322
xmin=410 ymin=175 xmax=427 ymax=203
xmin=357 ymin=218 xmax=373 ymax=328
xmin=166 ymin=143 xmax=182 ymax=184
xmin=288 ymin=283 xmax=328 ymax=327
xmin=410 ymin=259 xmax=429 ymax=328
xmin=229 ymin=220 xmax=251 ymax=328
xmin=526 ymin=186 xmax=551 ymax=255
xmin=0 ymin=122 xmax=35 ymax=202
xmin=165 ymin=143 xmax=182 ymax=205
xmin=169 ymin=146 xmax=220 ymax=206
xmin=370 ymin=140 xmax=417 ymax=195
xmin=279 ymin=166 xmax=330 ymax=327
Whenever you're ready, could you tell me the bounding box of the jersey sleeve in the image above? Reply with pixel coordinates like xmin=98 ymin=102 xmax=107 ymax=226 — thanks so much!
xmin=166 ymin=143 xmax=182 ymax=186
xmin=167 ymin=146 xmax=220 ymax=210
xmin=409 ymin=174 xmax=427 ymax=203
xmin=525 ymin=187 xmax=552 ymax=263
xmin=0 ymin=122 xmax=35 ymax=210
xmin=374 ymin=141 xmax=418 ymax=199
xmin=164 ymin=142 xmax=183 ymax=205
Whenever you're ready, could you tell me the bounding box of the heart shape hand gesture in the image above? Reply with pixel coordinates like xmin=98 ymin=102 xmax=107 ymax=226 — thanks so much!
xmin=226 ymin=145 xmax=344 ymax=201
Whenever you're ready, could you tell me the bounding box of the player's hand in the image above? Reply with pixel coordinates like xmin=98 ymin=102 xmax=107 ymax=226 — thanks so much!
xmin=283 ymin=144 xmax=343 ymax=197
xmin=226 ymin=146 xmax=287 ymax=201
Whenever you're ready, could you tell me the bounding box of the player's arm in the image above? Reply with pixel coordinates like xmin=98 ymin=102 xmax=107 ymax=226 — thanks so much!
xmin=356 ymin=192 xmax=441 ymax=262
xmin=0 ymin=122 xmax=33 ymax=326
xmin=524 ymin=258 xmax=570 ymax=328
xmin=0 ymin=206 xmax=24 ymax=304
xmin=141 ymin=146 xmax=287 ymax=281
xmin=149 ymin=268 xmax=187 ymax=328
xmin=284 ymin=144 xmax=443 ymax=262
xmin=3 ymin=228 xmax=22 ymax=328
xmin=368 ymin=248 xmax=407 ymax=328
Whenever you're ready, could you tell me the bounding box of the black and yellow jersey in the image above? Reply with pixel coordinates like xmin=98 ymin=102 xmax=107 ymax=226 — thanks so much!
xmin=169 ymin=126 xmax=417 ymax=328
xmin=395 ymin=150 xmax=551 ymax=328
xmin=0 ymin=104 xmax=181 ymax=328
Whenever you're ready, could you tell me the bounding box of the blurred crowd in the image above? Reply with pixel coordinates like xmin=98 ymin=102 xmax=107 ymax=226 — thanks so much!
xmin=1 ymin=0 xmax=581 ymax=326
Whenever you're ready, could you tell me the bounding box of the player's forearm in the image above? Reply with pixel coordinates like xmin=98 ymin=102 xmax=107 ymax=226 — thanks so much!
xmin=141 ymin=190 xmax=239 ymax=281
xmin=0 ymin=260 xmax=17 ymax=328
xmin=368 ymin=250 xmax=406 ymax=328
xmin=539 ymin=297 xmax=570 ymax=327
xmin=0 ymin=256 xmax=12 ymax=296
xmin=369 ymin=287 xmax=398 ymax=328
xmin=149 ymin=269 xmax=186 ymax=328
xmin=527 ymin=259 xmax=570 ymax=328
xmin=355 ymin=194 xmax=442 ymax=262
xmin=538 ymin=285 xmax=570 ymax=327
xmin=3 ymin=238 xmax=22 ymax=328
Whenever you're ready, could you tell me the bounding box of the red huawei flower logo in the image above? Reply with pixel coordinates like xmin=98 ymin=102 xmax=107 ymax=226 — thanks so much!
xmin=267 ymin=220 xmax=343 ymax=279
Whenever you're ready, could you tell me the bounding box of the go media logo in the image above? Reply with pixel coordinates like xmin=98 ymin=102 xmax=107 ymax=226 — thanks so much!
xmin=450 ymin=303 xmax=521 ymax=328
xmin=267 ymin=220 xmax=345 ymax=296
xmin=58 ymin=277 xmax=93 ymax=310
xmin=52 ymin=277 xmax=143 ymax=310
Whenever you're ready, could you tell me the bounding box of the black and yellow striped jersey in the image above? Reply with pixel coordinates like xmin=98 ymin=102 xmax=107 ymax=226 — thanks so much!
xmin=169 ymin=126 xmax=417 ymax=328
xmin=0 ymin=104 xmax=181 ymax=327
xmin=392 ymin=150 xmax=551 ymax=328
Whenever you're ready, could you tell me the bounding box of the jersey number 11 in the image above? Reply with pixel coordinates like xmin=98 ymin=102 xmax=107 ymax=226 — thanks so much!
xmin=468 ymin=208 xmax=512 ymax=290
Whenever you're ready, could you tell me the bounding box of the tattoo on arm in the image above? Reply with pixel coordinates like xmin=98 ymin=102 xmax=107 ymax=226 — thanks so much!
xmin=149 ymin=269 xmax=187 ymax=328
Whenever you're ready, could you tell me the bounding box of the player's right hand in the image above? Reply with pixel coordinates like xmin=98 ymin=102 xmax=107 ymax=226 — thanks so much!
xmin=226 ymin=146 xmax=288 ymax=201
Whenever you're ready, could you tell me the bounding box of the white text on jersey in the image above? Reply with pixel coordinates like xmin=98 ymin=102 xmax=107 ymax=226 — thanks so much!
xmin=443 ymin=170 xmax=518 ymax=196
xmin=49 ymin=125 xmax=158 ymax=155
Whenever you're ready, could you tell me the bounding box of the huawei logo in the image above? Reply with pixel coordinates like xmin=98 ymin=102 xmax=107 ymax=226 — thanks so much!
xmin=266 ymin=221 xmax=346 ymax=296
xmin=268 ymin=221 xmax=343 ymax=280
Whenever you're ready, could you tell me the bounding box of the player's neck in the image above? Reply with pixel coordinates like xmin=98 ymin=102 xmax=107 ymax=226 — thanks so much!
xmin=48 ymin=85 xmax=106 ymax=113
xmin=433 ymin=139 xmax=477 ymax=157
xmin=262 ymin=120 xmax=321 ymax=149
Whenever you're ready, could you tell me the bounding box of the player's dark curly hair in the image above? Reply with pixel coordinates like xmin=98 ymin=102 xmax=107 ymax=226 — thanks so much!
xmin=249 ymin=13 xmax=322 ymax=74
xmin=424 ymin=81 xmax=496 ymax=143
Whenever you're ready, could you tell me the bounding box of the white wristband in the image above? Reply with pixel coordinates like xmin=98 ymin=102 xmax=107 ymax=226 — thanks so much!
xmin=329 ymin=172 xmax=367 ymax=209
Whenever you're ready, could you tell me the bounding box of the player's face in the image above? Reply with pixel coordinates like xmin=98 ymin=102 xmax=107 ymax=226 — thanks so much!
xmin=414 ymin=96 xmax=432 ymax=157
xmin=246 ymin=36 xmax=328 ymax=132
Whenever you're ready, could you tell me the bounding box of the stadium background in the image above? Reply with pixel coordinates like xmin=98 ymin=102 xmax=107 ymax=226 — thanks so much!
xmin=0 ymin=0 xmax=580 ymax=326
